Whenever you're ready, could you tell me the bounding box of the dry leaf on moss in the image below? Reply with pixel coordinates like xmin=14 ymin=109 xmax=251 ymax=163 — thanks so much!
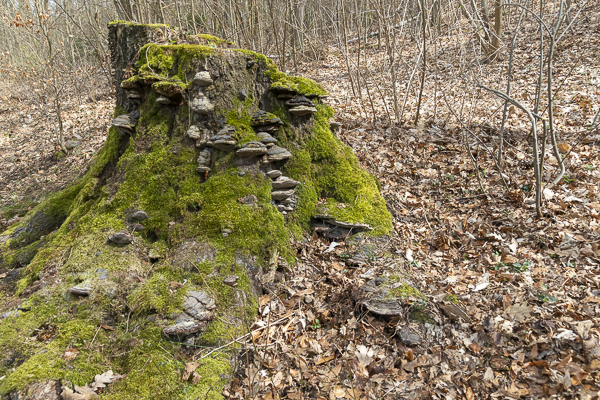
xmin=61 ymin=385 xmax=96 ymax=400
xmin=90 ymin=370 xmax=125 ymax=391
xmin=62 ymin=348 xmax=79 ymax=361
xmin=182 ymin=361 xmax=200 ymax=382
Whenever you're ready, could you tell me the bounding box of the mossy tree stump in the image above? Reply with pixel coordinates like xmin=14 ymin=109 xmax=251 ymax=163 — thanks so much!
xmin=0 ymin=22 xmax=392 ymax=399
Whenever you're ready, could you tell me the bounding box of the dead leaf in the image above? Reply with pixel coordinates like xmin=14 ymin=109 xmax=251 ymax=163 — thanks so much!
xmin=330 ymin=262 xmax=344 ymax=271
xmin=258 ymin=295 xmax=271 ymax=307
xmin=557 ymin=141 xmax=571 ymax=154
xmin=483 ymin=367 xmax=494 ymax=381
xmin=182 ymin=361 xmax=199 ymax=382
xmin=315 ymin=354 xmax=335 ymax=365
xmin=90 ymin=370 xmax=125 ymax=391
xmin=406 ymin=249 xmax=414 ymax=262
xmin=330 ymin=385 xmax=347 ymax=399
xmin=571 ymin=320 xmax=594 ymax=339
xmin=468 ymin=342 xmax=481 ymax=354
xmin=61 ymin=386 xmax=96 ymax=400
xmin=571 ymin=369 xmax=589 ymax=386
xmin=100 ymin=325 xmax=115 ymax=331
xmin=261 ymin=392 xmax=275 ymax=400
xmin=528 ymin=360 xmax=548 ymax=368
xmin=466 ymin=386 xmax=475 ymax=400
xmin=355 ymin=345 xmax=375 ymax=366
xmin=501 ymin=255 xmax=519 ymax=264
xmin=191 ymin=371 xmax=202 ymax=384
xmin=168 ymin=281 xmax=183 ymax=290
xmin=440 ymin=304 xmax=471 ymax=321
xmin=298 ymin=336 xmax=310 ymax=348
xmin=507 ymin=302 xmax=531 ymax=323
xmin=589 ymin=360 xmax=600 ymax=371
xmin=502 ymin=293 xmax=513 ymax=310
xmin=62 ymin=348 xmax=79 ymax=361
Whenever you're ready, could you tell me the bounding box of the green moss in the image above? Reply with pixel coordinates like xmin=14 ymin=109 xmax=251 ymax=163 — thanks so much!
xmin=233 ymin=48 xmax=327 ymax=96
xmin=233 ymin=49 xmax=271 ymax=66
xmin=135 ymin=44 xmax=214 ymax=89
xmin=152 ymin=79 xmax=187 ymax=96
xmin=109 ymin=20 xmax=169 ymax=29
xmin=387 ymin=283 xmax=424 ymax=299
xmin=409 ymin=310 xmax=436 ymax=325
xmin=186 ymin=169 xmax=291 ymax=262
xmin=128 ymin=269 xmax=184 ymax=316
xmin=120 ymin=73 xmax=155 ymax=88
xmin=266 ymin=67 xmax=326 ymax=97
xmin=445 ymin=294 xmax=459 ymax=304
xmin=195 ymin=34 xmax=230 ymax=45
xmin=277 ymin=104 xmax=392 ymax=235
xmin=11 ymin=239 xmax=42 ymax=266
xmin=268 ymin=75 xmax=327 ymax=96
xmin=102 ymin=326 xmax=228 ymax=400
xmin=0 ymin=199 xmax=40 ymax=221
xmin=223 ymin=97 xmax=259 ymax=145
xmin=0 ymin=293 xmax=105 ymax=394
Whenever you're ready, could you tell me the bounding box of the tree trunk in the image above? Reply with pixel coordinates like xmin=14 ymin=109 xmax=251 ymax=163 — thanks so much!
xmin=491 ymin=0 xmax=502 ymax=58
xmin=0 ymin=22 xmax=392 ymax=398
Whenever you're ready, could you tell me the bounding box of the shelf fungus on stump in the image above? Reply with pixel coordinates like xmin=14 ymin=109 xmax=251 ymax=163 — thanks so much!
xmin=355 ymin=277 xmax=413 ymax=317
xmin=207 ymin=132 xmax=237 ymax=152
xmin=156 ymin=95 xmax=171 ymax=105
xmin=271 ymin=189 xmax=295 ymax=201
xmin=162 ymin=290 xmax=216 ymax=337
xmin=258 ymin=131 xmax=278 ymax=145
xmin=108 ymin=230 xmax=133 ymax=244
xmin=266 ymin=146 xmax=292 ymax=162
xmin=271 ymin=176 xmax=301 ymax=190
xmin=252 ymin=110 xmax=284 ymax=133
xmin=193 ymin=71 xmax=213 ymax=86
xmin=312 ymin=214 xmax=373 ymax=239
xmin=196 ymin=148 xmax=212 ymax=173
xmin=111 ymin=110 xmax=139 ymax=134
xmin=127 ymin=91 xmax=142 ymax=100
xmin=131 ymin=210 xmax=149 ymax=221
xmin=190 ymin=90 xmax=214 ymax=114
xmin=266 ymin=169 xmax=282 ymax=179
xmin=236 ymin=141 xmax=268 ymax=157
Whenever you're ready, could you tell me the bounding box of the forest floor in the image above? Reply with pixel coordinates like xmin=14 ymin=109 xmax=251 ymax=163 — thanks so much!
xmin=0 ymin=83 xmax=114 ymax=230
xmin=1 ymin=5 xmax=600 ymax=399
xmin=225 ymin=6 xmax=600 ymax=399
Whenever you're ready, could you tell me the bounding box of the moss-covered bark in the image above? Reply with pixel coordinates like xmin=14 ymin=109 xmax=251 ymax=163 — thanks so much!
xmin=0 ymin=22 xmax=392 ymax=399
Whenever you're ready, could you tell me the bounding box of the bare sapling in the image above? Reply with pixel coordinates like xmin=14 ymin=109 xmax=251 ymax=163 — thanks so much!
xmin=475 ymin=0 xmax=589 ymax=217
xmin=497 ymin=0 xmax=529 ymax=166
xmin=414 ymin=0 xmax=427 ymax=125
xmin=477 ymin=81 xmax=545 ymax=217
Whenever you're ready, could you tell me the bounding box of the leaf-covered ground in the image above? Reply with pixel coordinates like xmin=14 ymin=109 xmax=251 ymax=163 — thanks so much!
xmin=220 ymin=4 xmax=600 ymax=399
xmin=1 ymin=3 xmax=600 ymax=398
xmin=0 ymin=81 xmax=114 ymax=229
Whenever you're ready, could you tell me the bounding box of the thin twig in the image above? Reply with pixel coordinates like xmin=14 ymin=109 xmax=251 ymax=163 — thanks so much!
xmin=197 ymin=313 xmax=294 ymax=360
xmin=89 ymin=325 xmax=102 ymax=347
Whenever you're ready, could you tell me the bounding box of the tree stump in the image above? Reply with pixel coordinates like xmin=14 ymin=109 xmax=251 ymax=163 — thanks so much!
xmin=0 ymin=22 xmax=392 ymax=398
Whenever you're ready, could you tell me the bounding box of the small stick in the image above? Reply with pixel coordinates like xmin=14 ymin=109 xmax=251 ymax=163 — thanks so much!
xmin=89 ymin=325 xmax=102 ymax=347
xmin=197 ymin=314 xmax=294 ymax=360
